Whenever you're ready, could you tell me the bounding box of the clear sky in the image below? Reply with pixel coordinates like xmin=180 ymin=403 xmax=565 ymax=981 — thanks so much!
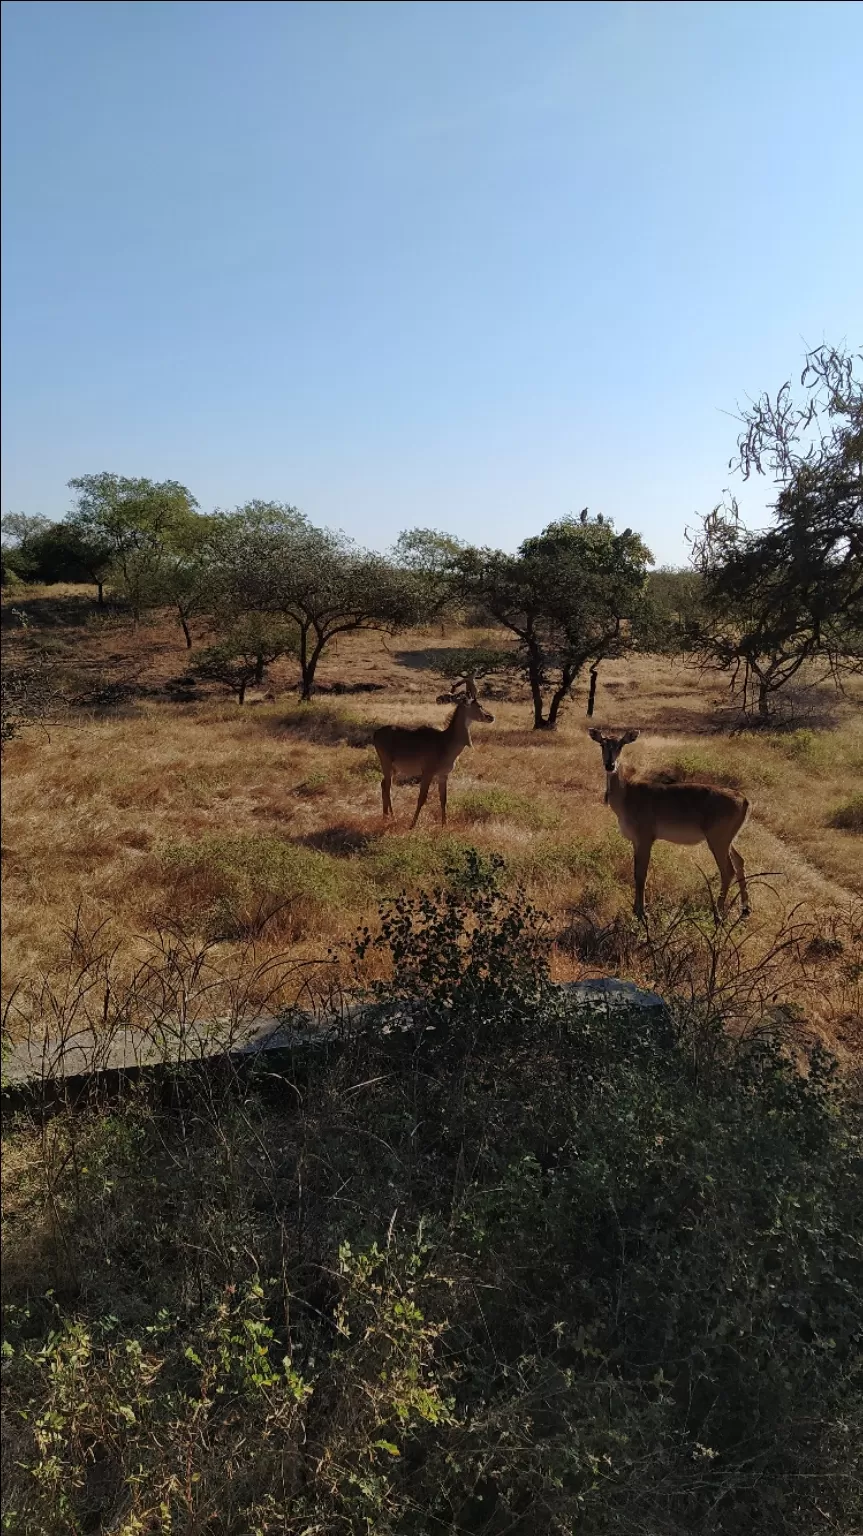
xmin=2 ymin=0 xmax=861 ymax=565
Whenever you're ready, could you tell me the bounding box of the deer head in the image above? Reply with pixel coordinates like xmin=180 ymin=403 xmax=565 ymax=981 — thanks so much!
xmin=588 ymin=727 xmax=639 ymax=773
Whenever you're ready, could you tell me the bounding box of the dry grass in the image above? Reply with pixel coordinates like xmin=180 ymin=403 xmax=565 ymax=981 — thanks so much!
xmin=2 ymin=586 xmax=862 ymax=1059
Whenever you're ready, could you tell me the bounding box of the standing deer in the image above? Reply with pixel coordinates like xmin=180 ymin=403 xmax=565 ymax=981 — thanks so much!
xmin=373 ymin=677 xmax=495 ymax=828
xmin=589 ymin=728 xmax=750 ymax=919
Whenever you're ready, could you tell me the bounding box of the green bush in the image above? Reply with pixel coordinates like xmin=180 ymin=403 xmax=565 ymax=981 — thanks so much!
xmin=3 ymin=852 xmax=861 ymax=1534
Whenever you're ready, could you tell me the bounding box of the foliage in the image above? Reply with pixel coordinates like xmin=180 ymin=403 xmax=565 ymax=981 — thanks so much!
xmin=646 ymin=566 xmax=705 ymax=646
xmin=190 ymin=616 xmax=298 ymax=703
xmin=1 ymin=516 xmax=116 ymax=604
xmin=2 ymin=855 xmax=861 ymax=1534
xmin=66 ymin=471 xmax=203 ymax=622
xmin=210 ymin=502 xmax=427 ymax=698
xmin=457 ymin=511 xmax=654 ymax=728
xmin=391 ymin=527 xmax=467 ymax=621
xmin=690 ymin=344 xmax=863 ymax=718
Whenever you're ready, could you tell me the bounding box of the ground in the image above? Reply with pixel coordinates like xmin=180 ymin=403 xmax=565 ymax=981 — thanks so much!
xmin=2 ymin=585 xmax=861 ymax=1062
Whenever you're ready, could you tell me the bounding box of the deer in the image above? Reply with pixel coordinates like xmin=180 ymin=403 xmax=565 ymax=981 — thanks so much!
xmin=588 ymin=728 xmax=751 ymax=920
xmin=373 ymin=677 xmax=495 ymax=828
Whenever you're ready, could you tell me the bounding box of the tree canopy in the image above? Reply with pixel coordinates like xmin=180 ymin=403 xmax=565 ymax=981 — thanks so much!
xmin=210 ymin=502 xmax=426 ymax=699
xmin=690 ymin=343 xmax=863 ymax=717
xmin=456 ymin=512 xmax=653 ymax=729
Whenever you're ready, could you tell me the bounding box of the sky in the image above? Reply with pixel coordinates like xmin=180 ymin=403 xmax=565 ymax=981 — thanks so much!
xmin=1 ymin=0 xmax=861 ymax=566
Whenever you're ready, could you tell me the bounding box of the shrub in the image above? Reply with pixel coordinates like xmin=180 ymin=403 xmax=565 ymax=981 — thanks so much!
xmin=3 ymin=852 xmax=861 ymax=1535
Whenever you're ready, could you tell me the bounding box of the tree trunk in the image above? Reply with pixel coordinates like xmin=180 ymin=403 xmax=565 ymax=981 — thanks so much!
xmin=96 ymin=581 xmax=104 ymax=608
xmin=586 ymin=665 xmax=599 ymax=717
xmin=238 ymin=679 xmax=247 ymax=705
xmin=528 ymin=653 xmax=549 ymax=729
xmin=302 ymin=635 xmax=328 ymax=703
xmin=298 ymin=625 xmax=311 ymax=700
xmin=254 ymin=647 xmax=265 ymax=685
xmin=178 ymin=609 xmax=193 ymax=648
xmin=757 ymin=679 xmax=771 ymax=719
xmin=546 ymin=665 xmax=577 ymax=729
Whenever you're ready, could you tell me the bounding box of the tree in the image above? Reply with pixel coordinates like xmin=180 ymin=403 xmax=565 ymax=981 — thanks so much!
xmin=66 ymin=473 xmax=202 ymax=622
xmin=2 ymin=518 xmax=115 ymax=603
xmin=190 ymin=617 xmax=298 ymax=704
xmin=457 ymin=512 xmax=653 ymax=729
xmin=690 ymin=343 xmax=863 ymax=718
xmin=391 ymin=528 xmax=466 ymax=623
xmin=1 ymin=515 xmax=52 ymax=583
xmin=156 ymin=513 xmax=221 ymax=647
xmin=211 ymin=502 xmax=425 ymax=700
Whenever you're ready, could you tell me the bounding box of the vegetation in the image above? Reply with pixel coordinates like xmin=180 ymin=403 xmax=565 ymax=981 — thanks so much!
xmin=2 ymin=855 xmax=861 ymax=1534
xmin=209 ymin=502 xmax=428 ymax=700
xmin=2 ymin=348 xmax=862 ymax=1527
xmin=690 ymin=343 xmax=863 ymax=719
xmin=453 ymin=512 xmax=655 ymax=729
xmin=190 ymin=616 xmax=299 ymax=704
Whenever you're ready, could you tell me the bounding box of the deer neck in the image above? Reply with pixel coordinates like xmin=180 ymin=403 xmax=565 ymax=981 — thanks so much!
xmin=448 ymin=703 xmax=473 ymax=750
xmin=605 ymin=766 xmax=626 ymax=810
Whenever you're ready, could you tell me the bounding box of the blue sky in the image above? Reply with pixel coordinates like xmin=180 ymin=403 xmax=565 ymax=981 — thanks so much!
xmin=2 ymin=0 xmax=861 ymax=565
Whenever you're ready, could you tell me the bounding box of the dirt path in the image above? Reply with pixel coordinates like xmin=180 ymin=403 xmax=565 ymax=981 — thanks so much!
xmin=742 ymin=812 xmax=860 ymax=911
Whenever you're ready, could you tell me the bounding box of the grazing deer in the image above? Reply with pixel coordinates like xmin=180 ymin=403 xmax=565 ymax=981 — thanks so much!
xmin=373 ymin=677 xmax=495 ymax=828
xmin=589 ymin=728 xmax=750 ymax=920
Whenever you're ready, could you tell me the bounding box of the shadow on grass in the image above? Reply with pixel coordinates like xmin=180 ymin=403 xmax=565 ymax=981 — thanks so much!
xmin=257 ymin=702 xmax=378 ymax=748
xmin=295 ymin=825 xmax=378 ymax=857
xmin=0 ymin=592 xmax=103 ymax=631
xmin=393 ymin=645 xmax=500 ymax=674
xmin=641 ymin=702 xmax=741 ymax=736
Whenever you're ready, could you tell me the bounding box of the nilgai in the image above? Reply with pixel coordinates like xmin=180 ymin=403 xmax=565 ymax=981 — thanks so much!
xmin=373 ymin=677 xmax=495 ymax=828
xmin=589 ymin=728 xmax=750 ymax=919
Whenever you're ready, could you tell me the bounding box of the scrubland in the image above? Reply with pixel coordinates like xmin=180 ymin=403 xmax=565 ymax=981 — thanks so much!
xmin=2 ymin=587 xmax=861 ymax=1060
xmin=2 ymin=587 xmax=862 ymax=1536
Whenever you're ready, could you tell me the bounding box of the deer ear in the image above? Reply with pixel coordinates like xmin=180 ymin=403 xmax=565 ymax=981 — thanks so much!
xmin=622 ymin=729 xmax=640 ymax=744
xmin=588 ymin=728 xmax=603 ymax=742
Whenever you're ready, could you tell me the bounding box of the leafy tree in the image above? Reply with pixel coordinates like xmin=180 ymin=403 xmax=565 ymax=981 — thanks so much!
xmin=690 ymin=344 xmax=863 ymax=717
xmin=2 ymin=518 xmax=115 ymax=603
xmin=211 ymin=502 xmax=425 ymax=699
xmin=190 ymin=616 xmax=298 ymax=704
xmin=458 ymin=512 xmax=653 ymax=729
xmin=66 ymin=473 xmax=202 ymax=622
xmin=391 ymin=527 xmax=466 ymax=622
xmin=647 ymin=566 xmax=704 ymax=640
xmin=1 ymin=515 xmax=53 ymax=583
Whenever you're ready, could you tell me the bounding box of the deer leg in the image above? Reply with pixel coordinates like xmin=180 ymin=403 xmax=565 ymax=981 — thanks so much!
xmin=438 ymin=777 xmax=448 ymax=825
xmin=380 ymin=767 xmax=393 ymax=817
xmin=706 ymin=834 xmax=735 ymax=916
xmin=729 ymin=844 xmax=750 ymax=916
xmin=411 ymin=775 xmax=433 ymax=830
xmin=633 ymin=838 xmax=653 ymax=920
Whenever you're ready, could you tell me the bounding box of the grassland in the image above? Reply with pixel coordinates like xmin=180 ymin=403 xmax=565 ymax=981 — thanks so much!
xmin=2 ymin=584 xmax=861 ymax=1059
xmin=3 ymin=586 xmax=862 ymax=1535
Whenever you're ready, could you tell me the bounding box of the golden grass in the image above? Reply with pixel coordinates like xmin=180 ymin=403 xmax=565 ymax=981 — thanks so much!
xmin=2 ymin=594 xmax=862 ymax=1058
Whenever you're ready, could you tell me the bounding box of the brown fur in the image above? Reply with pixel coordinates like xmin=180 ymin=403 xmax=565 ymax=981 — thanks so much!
xmin=589 ymin=728 xmax=751 ymax=919
xmin=374 ymin=692 xmax=495 ymax=827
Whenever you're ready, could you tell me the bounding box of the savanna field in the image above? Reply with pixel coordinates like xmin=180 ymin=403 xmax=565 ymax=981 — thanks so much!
xmin=2 ymin=586 xmax=862 ymax=1536
xmin=2 ymin=585 xmax=861 ymax=1060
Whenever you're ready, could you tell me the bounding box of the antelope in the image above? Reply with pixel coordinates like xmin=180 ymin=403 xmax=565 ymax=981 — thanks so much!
xmin=589 ymin=728 xmax=750 ymax=920
xmin=373 ymin=677 xmax=495 ymax=828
